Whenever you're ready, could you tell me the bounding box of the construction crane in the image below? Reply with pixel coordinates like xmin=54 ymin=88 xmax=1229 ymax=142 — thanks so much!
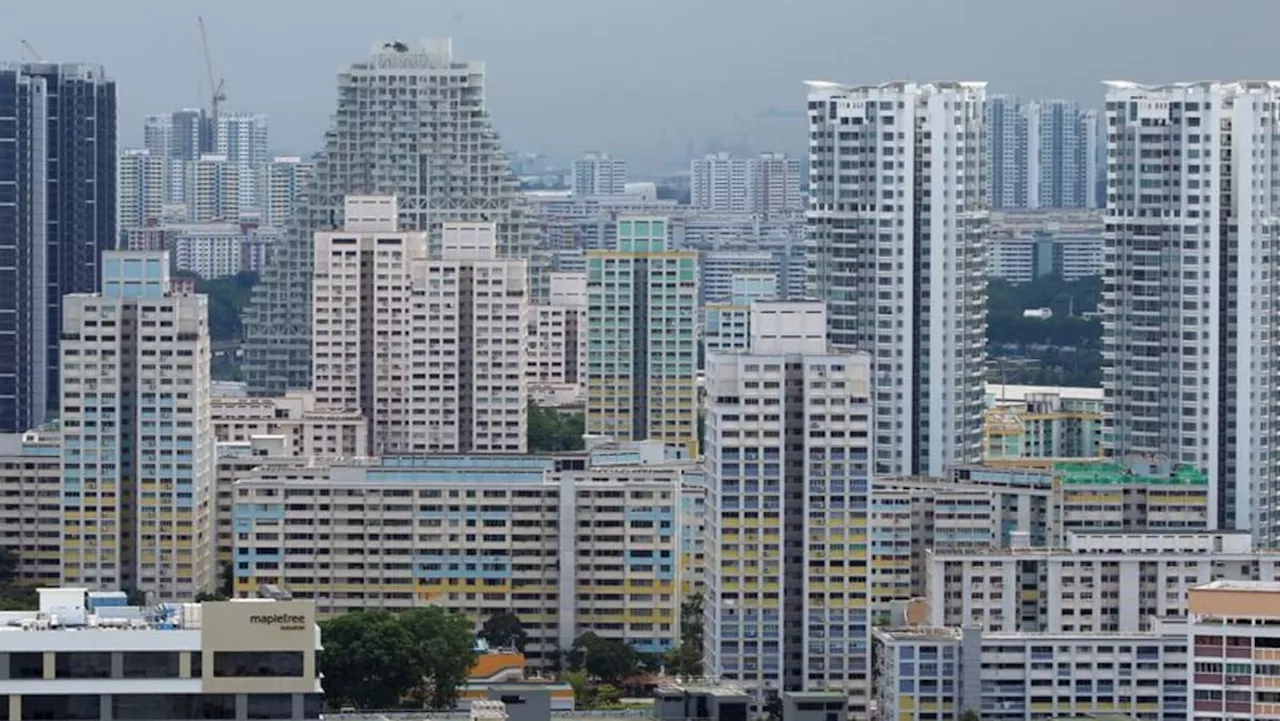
xmin=197 ymin=16 xmax=226 ymax=130
xmin=20 ymin=40 xmax=41 ymax=61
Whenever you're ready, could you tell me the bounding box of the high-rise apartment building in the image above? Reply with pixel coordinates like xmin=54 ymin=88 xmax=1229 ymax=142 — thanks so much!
xmin=143 ymin=108 xmax=210 ymax=204
xmin=424 ymin=221 xmax=530 ymax=453
xmin=571 ymin=152 xmax=627 ymax=196
xmin=243 ymin=39 xmax=540 ymax=396
xmin=214 ymin=112 xmax=268 ymax=168
xmin=183 ymin=154 xmax=244 ymax=223
xmin=259 ymin=156 xmax=313 ymax=227
xmin=690 ymin=152 xmax=803 ymax=215
xmin=312 ymin=196 xmax=528 ymax=454
xmin=1101 ymin=81 xmax=1280 ymax=542
xmin=59 ymin=251 xmax=215 ymax=599
xmin=0 ymin=62 xmax=116 ymax=433
xmin=986 ymin=94 xmax=1028 ymax=210
xmin=1026 ymin=99 xmax=1101 ymax=209
xmin=312 ymin=196 xmax=427 ymax=453
xmin=986 ymin=96 xmax=1102 ymax=210
xmin=117 ymin=148 xmax=166 ymax=237
xmin=586 ymin=217 xmax=698 ymax=454
xmin=806 ymin=80 xmax=987 ymax=476
xmin=703 ymin=301 xmax=874 ymax=711
xmin=529 ymin=272 xmax=588 ymax=389
xmin=215 ymin=113 xmax=269 ymax=213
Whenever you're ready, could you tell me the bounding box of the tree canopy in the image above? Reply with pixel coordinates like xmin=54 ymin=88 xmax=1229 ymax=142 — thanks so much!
xmin=173 ymin=270 xmax=258 ymax=343
xmin=987 ymin=275 xmax=1102 ymax=386
xmin=319 ymin=607 xmax=477 ymax=711
xmin=665 ymin=593 xmax=703 ymax=676
xmin=527 ymin=401 xmax=585 ymax=452
xmin=565 ymin=632 xmax=639 ymax=685
xmin=480 ymin=611 xmax=529 ymax=652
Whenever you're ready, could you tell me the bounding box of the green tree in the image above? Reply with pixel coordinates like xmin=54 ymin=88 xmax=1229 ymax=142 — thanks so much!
xmin=320 ymin=611 xmax=421 ymax=710
xmin=219 ymin=563 xmax=234 ymax=598
xmin=173 ymin=270 xmax=259 ymax=342
xmin=665 ymin=593 xmax=704 ymax=676
xmin=564 ymin=669 xmax=594 ymax=707
xmin=480 ymin=610 xmax=529 ymax=652
xmin=0 ymin=547 xmax=18 ymax=585
xmin=527 ymin=401 xmax=585 ymax=452
xmin=566 ymin=632 xmax=639 ymax=685
xmin=961 ymin=710 xmax=981 ymax=721
xmin=398 ymin=606 xmax=478 ymax=710
xmin=194 ymin=591 xmax=228 ymax=602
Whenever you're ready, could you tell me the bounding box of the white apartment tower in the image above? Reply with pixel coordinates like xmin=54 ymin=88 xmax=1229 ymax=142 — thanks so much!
xmin=424 ymin=222 xmax=530 ymax=453
xmin=244 ymin=39 xmax=541 ymax=396
xmin=529 ymin=272 xmax=588 ymax=388
xmin=312 ymin=196 xmax=528 ymax=455
xmin=1102 ymin=81 xmax=1280 ymax=542
xmin=59 ymin=251 xmax=215 ymax=599
xmin=805 ymin=80 xmax=988 ymax=476
xmin=117 ymin=148 xmax=165 ymax=235
xmin=260 ymin=156 xmax=314 ymax=227
xmin=215 ymin=112 xmax=269 ymax=167
xmin=183 ymin=154 xmax=242 ymax=223
xmin=312 ymin=196 xmax=429 ymax=454
xmin=571 ymin=152 xmax=627 ymax=196
xmin=703 ymin=300 xmax=874 ymax=712
xmin=690 ymin=152 xmax=803 ymax=215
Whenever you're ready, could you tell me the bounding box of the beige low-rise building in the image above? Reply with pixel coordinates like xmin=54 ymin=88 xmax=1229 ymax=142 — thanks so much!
xmin=211 ymin=390 xmax=367 ymax=458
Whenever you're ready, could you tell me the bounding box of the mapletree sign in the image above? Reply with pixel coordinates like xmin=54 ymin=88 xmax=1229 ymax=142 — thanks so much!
xmin=249 ymin=613 xmax=308 ymax=631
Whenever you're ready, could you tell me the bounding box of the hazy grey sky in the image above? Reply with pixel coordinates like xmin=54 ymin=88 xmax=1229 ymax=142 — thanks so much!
xmin=5 ymin=0 xmax=1280 ymax=173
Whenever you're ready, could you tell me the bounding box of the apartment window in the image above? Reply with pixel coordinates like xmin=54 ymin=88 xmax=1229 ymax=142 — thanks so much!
xmin=55 ymin=652 xmax=111 ymax=679
xmin=246 ymin=694 xmax=294 ymax=720
xmin=190 ymin=651 xmax=203 ymax=677
xmin=8 ymin=653 xmax=42 ymax=679
xmin=113 ymin=694 xmax=233 ymax=721
xmin=21 ymin=695 xmax=100 ymax=721
xmin=213 ymin=651 xmax=304 ymax=677
xmin=122 ymin=651 xmax=180 ymax=678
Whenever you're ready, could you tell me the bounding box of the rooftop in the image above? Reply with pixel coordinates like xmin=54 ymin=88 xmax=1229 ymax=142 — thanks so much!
xmin=1196 ymin=580 xmax=1280 ymax=593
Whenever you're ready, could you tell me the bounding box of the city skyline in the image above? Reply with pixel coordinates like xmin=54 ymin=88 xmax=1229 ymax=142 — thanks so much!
xmin=6 ymin=0 xmax=1280 ymax=171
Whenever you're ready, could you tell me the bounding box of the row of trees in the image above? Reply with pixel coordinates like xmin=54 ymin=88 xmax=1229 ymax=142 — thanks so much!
xmin=318 ymin=602 xmax=706 ymax=711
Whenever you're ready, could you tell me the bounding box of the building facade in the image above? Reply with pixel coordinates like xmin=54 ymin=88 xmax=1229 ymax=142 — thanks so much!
xmin=586 ymin=217 xmax=698 ymax=454
xmin=0 ymin=589 xmax=323 ymax=721
xmin=570 ymin=152 xmax=627 ymax=196
xmin=985 ymin=232 xmax=1105 ymax=283
xmin=806 ymin=80 xmax=987 ymax=476
xmin=312 ymin=197 xmax=527 ymax=454
xmin=925 ymin=531 xmax=1280 ymax=634
xmin=59 ymin=251 xmax=215 ymax=599
xmin=260 ymin=156 xmax=313 ymax=228
xmin=1188 ymin=580 xmax=1280 ymax=720
xmin=117 ymin=149 xmax=166 ymax=239
xmin=0 ymin=62 xmax=117 ymax=432
xmin=229 ymin=454 xmax=692 ymax=666
xmin=243 ymin=39 xmax=540 ymax=396
xmin=983 ymin=384 xmax=1104 ymax=461
xmin=689 ymin=152 xmax=802 ymax=215
xmin=211 ymin=390 xmax=367 ymax=458
xmin=873 ymin=620 xmax=1188 ymax=721
xmin=703 ymin=301 xmax=875 ymax=711
xmin=1101 ymin=81 xmax=1280 ymax=542
xmin=528 ymin=272 xmax=588 ymax=393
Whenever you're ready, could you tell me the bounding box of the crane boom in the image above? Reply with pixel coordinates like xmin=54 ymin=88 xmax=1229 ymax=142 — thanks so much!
xmin=196 ymin=16 xmax=226 ymax=127
xmin=20 ymin=40 xmax=41 ymax=61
